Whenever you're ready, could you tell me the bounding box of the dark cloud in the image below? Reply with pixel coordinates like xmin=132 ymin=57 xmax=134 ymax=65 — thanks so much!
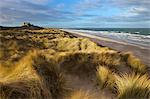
xmin=0 ymin=0 xmax=96 ymax=26
xmin=0 ymin=0 xmax=78 ymax=25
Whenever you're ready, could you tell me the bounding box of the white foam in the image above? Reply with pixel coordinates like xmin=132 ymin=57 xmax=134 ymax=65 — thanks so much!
xmin=65 ymin=29 xmax=150 ymax=48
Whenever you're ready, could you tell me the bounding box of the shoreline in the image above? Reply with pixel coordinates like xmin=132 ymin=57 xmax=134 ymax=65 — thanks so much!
xmin=62 ymin=29 xmax=150 ymax=66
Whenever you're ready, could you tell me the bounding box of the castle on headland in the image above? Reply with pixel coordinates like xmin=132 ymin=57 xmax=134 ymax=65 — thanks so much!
xmin=22 ymin=22 xmax=33 ymax=27
xmin=0 ymin=22 xmax=43 ymax=30
xmin=20 ymin=22 xmax=43 ymax=29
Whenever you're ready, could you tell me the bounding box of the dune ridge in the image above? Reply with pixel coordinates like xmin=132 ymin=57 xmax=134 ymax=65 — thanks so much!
xmin=0 ymin=28 xmax=149 ymax=99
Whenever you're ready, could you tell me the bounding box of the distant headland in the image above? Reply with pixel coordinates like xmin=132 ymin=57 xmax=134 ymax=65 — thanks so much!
xmin=0 ymin=22 xmax=43 ymax=30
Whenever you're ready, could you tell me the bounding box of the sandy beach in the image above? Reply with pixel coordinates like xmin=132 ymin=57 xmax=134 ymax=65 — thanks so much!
xmin=63 ymin=29 xmax=150 ymax=67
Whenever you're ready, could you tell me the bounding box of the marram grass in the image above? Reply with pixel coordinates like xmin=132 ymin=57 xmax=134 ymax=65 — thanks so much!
xmin=115 ymin=73 xmax=150 ymax=99
xmin=0 ymin=49 xmax=69 ymax=99
xmin=96 ymin=66 xmax=115 ymax=89
xmin=0 ymin=80 xmax=52 ymax=99
xmin=123 ymin=53 xmax=146 ymax=73
xmin=32 ymin=53 xmax=70 ymax=99
xmin=0 ymin=28 xmax=149 ymax=99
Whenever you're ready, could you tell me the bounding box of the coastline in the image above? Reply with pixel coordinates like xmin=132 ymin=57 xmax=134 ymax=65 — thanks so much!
xmin=62 ymin=29 xmax=150 ymax=66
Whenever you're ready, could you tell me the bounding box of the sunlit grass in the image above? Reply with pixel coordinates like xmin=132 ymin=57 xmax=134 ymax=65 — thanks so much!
xmin=49 ymin=38 xmax=109 ymax=52
xmin=96 ymin=66 xmax=115 ymax=89
xmin=67 ymin=90 xmax=96 ymax=99
xmin=0 ymin=28 xmax=148 ymax=99
xmin=0 ymin=49 xmax=69 ymax=99
xmin=126 ymin=53 xmax=146 ymax=73
xmin=115 ymin=73 xmax=150 ymax=99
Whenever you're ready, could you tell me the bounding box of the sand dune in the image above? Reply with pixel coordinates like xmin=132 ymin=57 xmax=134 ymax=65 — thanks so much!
xmin=0 ymin=27 xmax=149 ymax=99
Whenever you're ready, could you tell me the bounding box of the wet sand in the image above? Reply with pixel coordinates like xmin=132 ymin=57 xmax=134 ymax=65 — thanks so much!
xmin=63 ymin=29 xmax=150 ymax=67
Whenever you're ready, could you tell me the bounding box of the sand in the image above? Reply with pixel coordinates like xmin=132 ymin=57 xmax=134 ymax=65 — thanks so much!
xmin=62 ymin=29 xmax=150 ymax=67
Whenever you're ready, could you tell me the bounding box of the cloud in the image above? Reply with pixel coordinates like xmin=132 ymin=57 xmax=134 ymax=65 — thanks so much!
xmin=74 ymin=0 xmax=150 ymax=23
xmin=110 ymin=0 xmax=150 ymax=18
xmin=56 ymin=3 xmax=65 ymax=9
xmin=0 ymin=0 xmax=100 ymax=25
xmin=111 ymin=0 xmax=150 ymax=7
xmin=75 ymin=0 xmax=102 ymax=10
xmin=91 ymin=0 xmax=150 ymax=23
xmin=0 ymin=0 xmax=49 ymax=13
xmin=0 ymin=0 xmax=77 ymax=25
xmin=27 ymin=0 xmax=50 ymax=4
xmin=92 ymin=8 xmax=149 ymax=23
xmin=119 ymin=7 xmax=149 ymax=18
xmin=1 ymin=0 xmax=50 ymax=5
xmin=0 ymin=0 xmax=149 ymax=27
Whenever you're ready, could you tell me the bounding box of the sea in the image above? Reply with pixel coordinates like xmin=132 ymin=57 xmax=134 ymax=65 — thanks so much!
xmin=67 ymin=28 xmax=150 ymax=48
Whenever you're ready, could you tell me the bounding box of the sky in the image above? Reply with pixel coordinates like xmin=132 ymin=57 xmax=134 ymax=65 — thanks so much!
xmin=0 ymin=0 xmax=150 ymax=28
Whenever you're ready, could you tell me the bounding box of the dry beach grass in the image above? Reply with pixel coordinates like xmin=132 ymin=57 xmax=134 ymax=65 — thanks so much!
xmin=0 ymin=27 xmax=149 ymax=99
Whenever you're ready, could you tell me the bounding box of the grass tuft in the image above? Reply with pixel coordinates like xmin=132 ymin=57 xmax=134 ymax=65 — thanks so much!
xmin=123 ymin=53 xmax=146 ymax=73
xmin=96 ymin=66 xmax=115 ymax=89
xmin=32 ymin=53 xmax=69 ymax=99
xmin=122 ymin=52 xmax=147 ymax=74
xmin=0 ymin=80 xmax=52 ymax=99
xmin=115 ymin=73 xmax=150 ymax=99
xmin=0 ymin=49 xmax=69 ymax=99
